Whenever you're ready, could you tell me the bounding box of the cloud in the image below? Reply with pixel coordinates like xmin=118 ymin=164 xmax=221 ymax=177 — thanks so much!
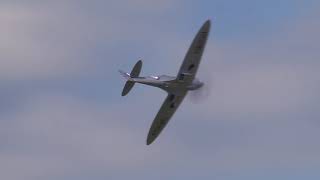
xmin=196 ymin=51 xmax=320 ymax=116
xmin=192 ymin=9 xmax=320 ymax=115
xmin=0 ymin=92 xmax=186 ymax=179
xmin=0 ymin=1 xmax=183 ymax=80
xmin=170 ymin=3 xmax=320 ymax=174
xmin=0 ymin=4 xmax=89 ymax=80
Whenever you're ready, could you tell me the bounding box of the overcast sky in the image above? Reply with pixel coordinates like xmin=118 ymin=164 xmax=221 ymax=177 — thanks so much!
xmin=1 ymin=0 xmax=320 ymax=179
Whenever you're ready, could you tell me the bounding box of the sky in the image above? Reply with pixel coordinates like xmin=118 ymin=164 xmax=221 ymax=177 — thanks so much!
xmin=1 ymin=0 xmax=320 ymax=179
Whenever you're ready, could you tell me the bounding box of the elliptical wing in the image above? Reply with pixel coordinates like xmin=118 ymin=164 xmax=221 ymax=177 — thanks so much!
xmin=146 ymin=92 xmax=187 ymax=145
xmin=177 ymin=20 xmax=210 ymax=84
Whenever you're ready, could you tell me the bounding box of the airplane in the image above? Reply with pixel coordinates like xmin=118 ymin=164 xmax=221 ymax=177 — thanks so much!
xmin=119 ymin=20 xmax=211 ymax=145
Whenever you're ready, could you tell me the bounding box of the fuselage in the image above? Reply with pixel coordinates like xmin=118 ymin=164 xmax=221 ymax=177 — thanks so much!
xmin=130 ymin=75 xmax=203 ymax=95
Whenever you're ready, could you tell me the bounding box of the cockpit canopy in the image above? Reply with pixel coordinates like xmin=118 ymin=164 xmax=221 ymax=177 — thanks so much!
xmin=149 ymin=75 xmax=160 ymax=80
xmin=147 ymin=75 xmax=176 ymax=81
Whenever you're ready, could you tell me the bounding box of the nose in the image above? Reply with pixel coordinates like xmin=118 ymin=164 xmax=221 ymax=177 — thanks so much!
xmin=188 ymin=81 xmax=204 ymax=90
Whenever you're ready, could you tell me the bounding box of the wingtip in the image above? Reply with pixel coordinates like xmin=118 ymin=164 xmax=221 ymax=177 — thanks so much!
xmin=121 ymin=89 xmax=129 ymax=96
xmin=137 ymin=60 xmax=143 ymax=66
xmin=121 ymin=92 xmax=126 ymax=96
xmin=146 ymin=135 xmax=155 ymax=145
xmin=204 ymin=19 xmax=211 ymax=27
xmin=146 ymin=140 xmax=153 ymax=146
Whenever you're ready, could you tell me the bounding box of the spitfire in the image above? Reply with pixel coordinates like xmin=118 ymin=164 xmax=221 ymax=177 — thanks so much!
xmin=119 ymin=20 xmax=211 ymax=145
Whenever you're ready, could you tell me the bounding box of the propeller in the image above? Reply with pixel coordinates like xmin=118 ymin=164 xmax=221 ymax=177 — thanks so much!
xmin=188 ymin=72 xmax=214 ymax=104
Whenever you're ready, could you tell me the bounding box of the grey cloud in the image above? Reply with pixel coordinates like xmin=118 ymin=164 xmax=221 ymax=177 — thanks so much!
xmin=0 ymin=4 xmax=89 ymax=80
xmin=0 ymin=0 xmax=184 ymax=80
xmin=0 ymin=93 xmax=186 ymax=180
xmin=192 ymin=9 xmax=320 ymax=115
xmin=169 ymin=4 xmax=320 ymax=174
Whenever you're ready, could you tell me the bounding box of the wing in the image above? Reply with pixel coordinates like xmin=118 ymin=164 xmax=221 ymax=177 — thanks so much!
xmin=177 ymin=20 xmax=211 ymax=83
xmin=146 ymin=92 xmax=187 ymax=145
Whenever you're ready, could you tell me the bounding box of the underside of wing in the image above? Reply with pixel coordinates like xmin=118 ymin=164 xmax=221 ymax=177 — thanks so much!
xmin=146 ymin=92 xmax=187 ymax=145
xmin=177 ymin=20 xmax=211 ymax=83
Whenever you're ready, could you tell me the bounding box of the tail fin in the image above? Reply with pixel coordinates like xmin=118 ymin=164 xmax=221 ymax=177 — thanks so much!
xmin=119 ymin=60 xmax=142 ymax=96
xmin=118 ymin=70 xmax=131 ymax=80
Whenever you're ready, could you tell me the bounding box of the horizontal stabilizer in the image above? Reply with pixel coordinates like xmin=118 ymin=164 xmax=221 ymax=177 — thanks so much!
xmin=122 ymin=81 xmax=135 ymax=96
xmin=130 ymin=60 xmax=142 ymax=78
xmin=120 ymin=60 xmax=143 ymax=96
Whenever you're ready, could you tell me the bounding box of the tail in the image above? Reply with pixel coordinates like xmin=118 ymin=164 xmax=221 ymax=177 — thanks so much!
xmin=119 ymin=60 xmax=142 ymax=96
